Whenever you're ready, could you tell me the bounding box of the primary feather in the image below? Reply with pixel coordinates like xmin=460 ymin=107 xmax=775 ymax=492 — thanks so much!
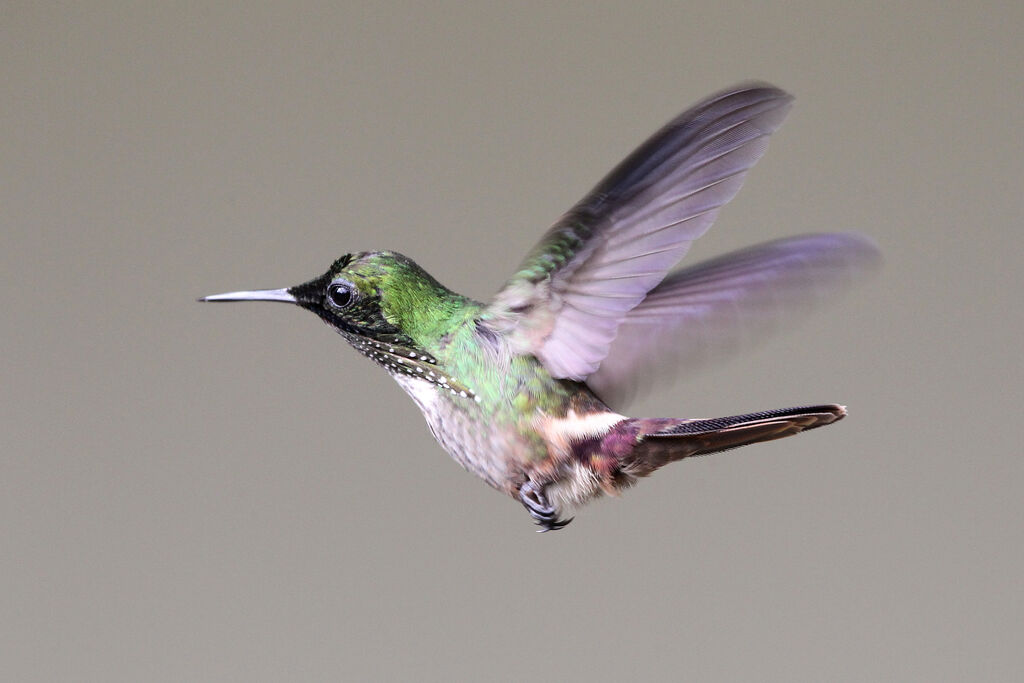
xmin=588 ymin=232 xmax=882 ymax=407
xmin=488 ymin=84 xmax=794 ymax=381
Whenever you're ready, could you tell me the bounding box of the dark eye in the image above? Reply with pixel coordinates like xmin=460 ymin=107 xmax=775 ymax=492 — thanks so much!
xmin=326 ymin=282 xmax=355 ymax=309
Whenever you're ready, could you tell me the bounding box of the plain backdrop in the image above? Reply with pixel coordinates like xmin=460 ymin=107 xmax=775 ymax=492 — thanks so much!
xmin=3 ymin=2 xmax=1022 ymax=681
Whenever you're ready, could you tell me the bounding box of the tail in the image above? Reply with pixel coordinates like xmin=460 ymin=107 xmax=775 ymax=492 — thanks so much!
xmin=618 ymin=404 xmax=846 ymax=478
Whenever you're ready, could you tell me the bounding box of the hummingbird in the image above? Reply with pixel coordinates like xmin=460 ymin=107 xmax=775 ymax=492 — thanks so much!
xmin=201 ymin=84 xmax=879 ymax=531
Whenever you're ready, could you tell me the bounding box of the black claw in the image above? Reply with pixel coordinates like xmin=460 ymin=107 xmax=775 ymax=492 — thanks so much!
xmin=536 ymin=517 xmax=574 ymax=533
xmin=519 ymin=481 xmax=572 ymax=532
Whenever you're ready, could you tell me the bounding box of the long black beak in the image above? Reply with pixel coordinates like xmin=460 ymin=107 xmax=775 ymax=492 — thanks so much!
xmin=197 ymin=288 xmax=297 ymax=303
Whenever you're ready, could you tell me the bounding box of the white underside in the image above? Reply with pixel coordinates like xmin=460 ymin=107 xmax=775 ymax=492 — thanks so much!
xmin=394 ymin=373 xmax=630 ymax=509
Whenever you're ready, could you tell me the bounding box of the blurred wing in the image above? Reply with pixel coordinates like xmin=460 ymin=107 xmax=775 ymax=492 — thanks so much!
xmin=587 ymin=232 xmax=882 ymax=408
xmin=487 ymin=84 xmax=794 ymax=380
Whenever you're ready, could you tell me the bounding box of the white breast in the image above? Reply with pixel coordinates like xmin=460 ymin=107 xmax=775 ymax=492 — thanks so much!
xmin=392 ymin=374 xmax=511 ymax=490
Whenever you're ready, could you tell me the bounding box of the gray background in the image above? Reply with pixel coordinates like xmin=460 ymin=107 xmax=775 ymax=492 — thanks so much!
xmin=4 ymin=2 xmax=1022 ymax=681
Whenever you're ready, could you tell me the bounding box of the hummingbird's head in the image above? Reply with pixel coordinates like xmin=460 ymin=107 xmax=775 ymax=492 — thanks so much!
xmin=201 ymin=251 xmax=476 ymax=380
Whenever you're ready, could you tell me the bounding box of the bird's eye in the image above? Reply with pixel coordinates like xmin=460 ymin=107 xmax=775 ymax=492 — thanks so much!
xmin=326 ymin=282 xmax=355 ymax=309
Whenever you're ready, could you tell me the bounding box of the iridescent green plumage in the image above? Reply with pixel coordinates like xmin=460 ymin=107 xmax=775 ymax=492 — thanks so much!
xmin=201 ymin=84 xmax=879 ymax=530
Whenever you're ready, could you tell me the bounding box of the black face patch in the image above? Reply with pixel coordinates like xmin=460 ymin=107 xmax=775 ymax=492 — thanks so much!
xmin=285 ymin=254 xmax=478 ymax=401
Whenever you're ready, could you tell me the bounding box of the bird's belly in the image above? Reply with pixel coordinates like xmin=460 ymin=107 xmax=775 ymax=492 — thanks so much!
xmin=393 ymin=374 xmax=525 ymax=492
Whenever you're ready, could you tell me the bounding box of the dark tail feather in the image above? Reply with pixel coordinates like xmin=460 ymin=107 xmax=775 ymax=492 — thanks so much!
xmin=620 ymin=404 xmax=846 ymax=477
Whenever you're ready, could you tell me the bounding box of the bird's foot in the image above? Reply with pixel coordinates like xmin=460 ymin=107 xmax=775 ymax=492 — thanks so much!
xmin=519 ymin=481 xmax=573 ymax=532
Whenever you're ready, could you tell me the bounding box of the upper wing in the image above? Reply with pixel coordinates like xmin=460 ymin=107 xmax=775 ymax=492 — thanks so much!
xmin=587 ymin=233 xmax=882 ymax=407
xmin=486 ymin=84 xmax=794 ymax=380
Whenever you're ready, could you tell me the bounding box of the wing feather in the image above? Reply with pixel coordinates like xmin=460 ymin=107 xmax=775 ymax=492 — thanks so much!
xmin=587 ymin=233 xmax=882 ymax=407
xmin=487 ymin=84 xmax=794 ymax=379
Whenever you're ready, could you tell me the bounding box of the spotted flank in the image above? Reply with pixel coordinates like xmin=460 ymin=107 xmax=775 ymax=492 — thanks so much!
xmin=344 ymin=332 xmax=478 ymax=400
